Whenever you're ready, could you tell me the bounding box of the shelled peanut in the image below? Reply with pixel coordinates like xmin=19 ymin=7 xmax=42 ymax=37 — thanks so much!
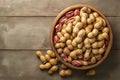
xmin=36 ymin=50 xmax=73 ymax=76
xmin=54 ymin=6 xmax=109 ymax=67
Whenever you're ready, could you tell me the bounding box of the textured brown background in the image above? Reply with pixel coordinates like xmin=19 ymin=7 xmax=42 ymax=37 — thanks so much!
xmin=0 ymin=0 xmax=120 ymax=80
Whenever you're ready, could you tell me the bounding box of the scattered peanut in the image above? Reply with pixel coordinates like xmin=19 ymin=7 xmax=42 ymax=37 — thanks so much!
xmin=48 ymin=65 xmax=58 ymax=74
xmin=49 ymin=59 xmax=57 ymax=65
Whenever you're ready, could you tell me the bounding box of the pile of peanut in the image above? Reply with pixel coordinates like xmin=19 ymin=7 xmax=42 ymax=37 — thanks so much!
xmin=54 ymin=7 xmax=109 ymax=67
xmin=36 ymin=50 xmax=96 ymax=76
xmin=36 ymin=50 xmax=72 ymax=76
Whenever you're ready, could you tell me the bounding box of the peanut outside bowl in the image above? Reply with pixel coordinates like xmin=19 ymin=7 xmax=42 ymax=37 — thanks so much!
xmin=50 ymin=4 xmax=113 ymax=70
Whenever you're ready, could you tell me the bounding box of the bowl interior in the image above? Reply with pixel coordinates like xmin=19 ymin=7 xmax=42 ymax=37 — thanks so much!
xmin=50 ymin=4 xmax=113 ymax=70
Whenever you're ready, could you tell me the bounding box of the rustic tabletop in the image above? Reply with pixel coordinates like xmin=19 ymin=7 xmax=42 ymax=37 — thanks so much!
xmin=0 ymin=0 xmax=120 ymax=80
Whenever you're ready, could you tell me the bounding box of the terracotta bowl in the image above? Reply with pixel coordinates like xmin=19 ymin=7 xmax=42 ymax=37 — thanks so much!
xmin=50 ymin=4 xmax=113 ymax=70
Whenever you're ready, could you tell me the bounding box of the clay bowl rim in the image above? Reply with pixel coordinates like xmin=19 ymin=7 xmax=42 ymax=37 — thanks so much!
xmin=50 ymin=4 xmax=113 ymax=70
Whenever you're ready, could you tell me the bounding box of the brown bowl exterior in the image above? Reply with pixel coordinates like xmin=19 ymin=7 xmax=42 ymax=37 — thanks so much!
xmin=50 ymin=4 xmax=113 ymax=70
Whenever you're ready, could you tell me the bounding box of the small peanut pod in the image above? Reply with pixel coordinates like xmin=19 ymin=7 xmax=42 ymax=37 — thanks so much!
xmin=59 ymin=70 xmax=66 ymax=76
xmin=102 ymin=27 xmax=109 ymax=33
xmin=61 ymin=29 xmax=67 ymax=35
xmin=60 ymin=43 xmax=65 ymax=48
xmin=59 ymin=36 xmax=67 ymax=43
xmin=90 ymin=56 xmax=96 ymax=64
xmin=72 ymin=40 xmax=77 ymax=47
xmin=77 ymin=42 xmax=83 ymax=49
xmin=44 ymin=63 xmax=51 ymax=69
xmin=67 ymin=45 xmax=74 ymax=50
xmin=65 ymin=22 xmax=72 ymax=33
xmin=57 ymin=48 xmax=63 ymax=54
xmin=74 ymin=22 xmax=83 ymax=29
xmin=87 ymin=32 xmax=94 ymax=38
xmin=102 ymin=18 xmax=106 ymax=27
xmin=88 ymin=29 xmax=98 ymax=38
xmin=63 ymin=47 xmax=70 ymax=55
xmin=86 ymin=8 xmax=91 ymax=13
xmin=86 ymin=69 xmax=96 ymax=76
xmin=64 ymin=33 xmax=70 ymax=39
xmin=96 ymin=17 xmax=106 ymax=27
xmin=69 ymin=51 xmax=77 ymax=58
xmin=92 ymin=29 xmax=99 ymax=36
xmin=98 ymin=40 xmax=104 ymax=48
xmin=74 ymin=36 xmax=82 ymax=43
xmin=84 ymin=49 xmax=91 ymax=60
xmin=94 ymin=20 xmax=103 ymax=29
xmin=92 ymin=49 xmax=99 ymax=55
xmin=87 ymin=13 xmax=95 ymax=24
xmin=93 ymin=12 xmax=99 ymax=18
xmin=36 ymin=51 xmax=42 ymax=57
xmin=80 ymin=7 xmax=88 ymax=13
xmin=99 ymin=48 xmax=105 ymax=54
xmin=85 ymin=26 xmax=92 ymax=34
xmin=81 ymin=17 xmax=87 ymax=25
xmin=40 ymin=55 xmax=47 ymax=63
xmin=66 ymin=39 xmax=72 ymax=46
xmin=84 ymin=38 xmax=91 ymax=48
xmin=62 ymin=24 xmax=67 ymax=29
xmin=92 ymin=42 xmax=98 ymax=48
xmin=57 ymin=32 xmax=63 ymax=38
xmin=80 ymin=12 xmax=88 ymax=19
xmin=80 ymin=8 xmax=88 ymax=15
xmin=49 ymin=59 xmax=57 ymax=65
xmin=55 ymin=43 xmax=61 ymax=49
xmin=47 ymin=50 xmax=55 ymax=57
xmin=97 ymin=33 xmax=108 ymax=40
xmin=97 ymin=34 xmax=103 ymax=41
xmin=39 ymin=64 xmax=45 ymax=70
xmin=84 ymin=38 xmax=89 ymax=44
xmin=88 ymin=37 xmax=96 ymax=44
xmin=77 ymin=29 xmax=86 ymax=37
xmin=45 ymin=54 xmax=51 ymax=61
xmin=73 ymin=15 xmax=81 ymax=25
xmin=48 ymin=65 xmax=58 ymax=74
xmin=102 ymin=32 xmax=109 ymax=39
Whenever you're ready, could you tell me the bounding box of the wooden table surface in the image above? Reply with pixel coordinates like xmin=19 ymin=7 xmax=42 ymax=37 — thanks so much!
xmin=0 ymin=0 xmax=120 ymax=80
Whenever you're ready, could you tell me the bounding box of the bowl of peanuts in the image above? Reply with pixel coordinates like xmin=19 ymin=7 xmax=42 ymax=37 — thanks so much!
xmin=50 ymin=4 xmax=113 ymax=70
